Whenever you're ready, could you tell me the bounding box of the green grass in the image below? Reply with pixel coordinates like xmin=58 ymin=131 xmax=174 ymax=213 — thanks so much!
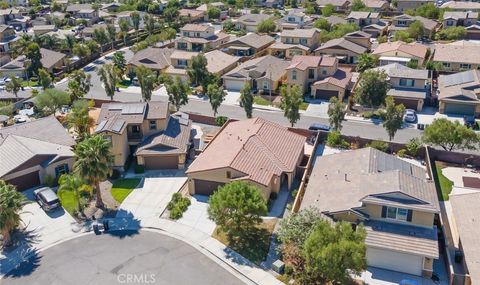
xmin=111 ymin=178 xmax=141 ymax=204
xmin=433 ymin=162 xmax=454 ymax=201
xmin=58 ymin=189 xmax=78 ymax=216
xmin=300 ymin=102 xmax=309 ymax=110
xmin=116 ymin=80 xmax=132 ymax=89
xmin=21 ymin=80 xmax=39 ymax=88
xmin=253 ymin=96 xmax=271 ymax=106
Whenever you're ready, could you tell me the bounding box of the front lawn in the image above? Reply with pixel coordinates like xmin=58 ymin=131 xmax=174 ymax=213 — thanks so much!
xmin=58 ymin=189 xmax=78 ymax=215
xmin=111 ymin=178 xmax=141 ymax=204
xmin=433 ymin=161 xmax=454 ymax=201
xmin=212 ymin=218 xmax=277 ymax=264
xmin=253 ymin=96 xmax=271 ymax=106
xmin=116 ymin=79 xmax=132 ymax=89
xmin=21 ymin=80 xmax=39 ymax=88
xmin=300 ymin=102 xmax=309 ymax=110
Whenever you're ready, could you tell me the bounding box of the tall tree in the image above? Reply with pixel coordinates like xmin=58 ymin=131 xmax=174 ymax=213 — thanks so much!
xmin=144 ymin=14 xmax=155 ymax=35
xmin=136 ymin=65 xmax=156 ymax=102
xmin=130 ymin=11 xmax=141 ymax=42
xmin=93 ymin=27 xmax=109 ymax=53
xmin=73 ymin=135 xmax=114 ymax=208
xmin=13 ymin=34 xmax=32 ymax=57
xmin=36 ymin=89 xmax=71 ymax=116
xmin=62 ymin=34 xmax=76 ymax=54
xmin=67 ymin=70 xmax=91 ymax=101
xmin=208 ymin=181 xmax=267 ymax=239
xmin=355 ymin=70 xmax=389 ymax=107
xmin=26 ymin=42 xmax=43 ymax=77
xmin=5 ymin=76 xmax=23 ymax=98
xmin=383 ymin=96 xmax=405 ymax=141
xmin=356 ymin=53 xmax=378 ymax=73
xmin=240 ymin=83 xmax=253 ymax=118
xmin=112 ymin=52 xmax=126 ymax=72
xmin=407 ymin=20 xmax=425 ymax=40
xmin=186 ymin=54 xmax=209 ymax=87
xmin=97 ymin=63 xmax=118 ymax=100
xmin=165 ymin=75 xmax=189 ymax=111
xmin=423 ymin=118 xmax=480 ymax=151
xmin=257 ymin=18 xmax=276 ymax=33
xmin=41 ymin=34 xmax=59 ymax=49
xmin=280 ymin=84 xmax=303 ymax=127
xmin=68 ymin=100 xmax=94 ymax=140
xmin=327 ymin=96 xmax=346 ymax=131
xmin=106 ymin=24 xmax=117 ymax=50
xmin=38 ymin=68 xmax=52 ymax=90
xmin=119 ymin=18 xmax=130 ymax=46
xmin=206 ymin=83 xmax=226 ymax=117
xmin=0 ymin=180 xmax=26 ymax=247
xmin=72 ymin=43 xmax=91 ymax=58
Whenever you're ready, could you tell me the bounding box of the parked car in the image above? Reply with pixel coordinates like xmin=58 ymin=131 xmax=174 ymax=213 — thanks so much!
xmin=403 ymin=109 xmax=417 ymax=123
xmin=34 ymin=187 xmax=61 ymax=212
xmin=308 ymin=123 xmax=330 ymax=132
xmin=463 ymin=116 xmax=476 ymax=128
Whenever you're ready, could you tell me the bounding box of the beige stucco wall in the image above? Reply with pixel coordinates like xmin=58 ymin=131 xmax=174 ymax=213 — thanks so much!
xmin=311 ymin=82 xmax=346 ymax=100
xmin=280 ymin=32 xmax=320 ymax=49
xmin=105 ymin=131 xmax=130 ymax=167
xmin=436 ymin=61 xmax=480 ymax=72
xmin=345 ymin=36 xmax=371 ymax=49
xmin=1 ymin=157 xmax=75 ymax=185
xmin=315 ymin=48 xmax=359 ymax=63
xmin=141 ymin=117 xmax=168 ymax=137
xmin=390 ymin=77 xmax=427 ymax=89
xmin=365 ymin=203 xmax=435 ymax=227
xmin=332 ymin=211 xmax=362 ymax=223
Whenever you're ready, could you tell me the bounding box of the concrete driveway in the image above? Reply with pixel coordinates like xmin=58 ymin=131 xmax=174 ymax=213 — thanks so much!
xmin=117 ymin=177 xmax=187 ymax=221
xmin=176 ymin=195 xmax=216 ymax=235
xmin=305 ymin=100 xmax=330 ymax=118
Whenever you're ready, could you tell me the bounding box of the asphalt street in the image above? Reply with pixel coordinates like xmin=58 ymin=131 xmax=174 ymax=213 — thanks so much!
xmin=2 ymin=230 xmax=247 ymax=285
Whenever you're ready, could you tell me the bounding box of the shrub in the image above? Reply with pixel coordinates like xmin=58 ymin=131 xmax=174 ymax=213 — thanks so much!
xmin=326 ymin=131 xmax=350 ymax=149
xmin=406 ymin=137 xmax=422 ymax=156
xmin=366 ymin=140 xmax=389 ymax=152
xmin=270 ymin=191 xmax=278 ymax=200
xmin=168 ymin=192 xmax=191 ymax=220
xmin=215 ymin=116 xmax=228 ymax=126
xmin=284 ymin=265 xmax=294 ymax=276
xmin=291 ymin=189 xmax=298 ymax=199
xmin=397 ymin=149 xmax=407 ymax=157
xmin=134 ymin=164 xmax=145 ymax=173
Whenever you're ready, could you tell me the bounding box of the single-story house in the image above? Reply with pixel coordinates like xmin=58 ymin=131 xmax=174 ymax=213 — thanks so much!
xmin=127 ymin=47 xmax=174 ymax=74
xmin=433 ymin=43 xmax=480 ymax=72
xmin=221 ymin=33 xmax=275 ymax=57
xmin=235 ymin=14 xmax=275 ymax=32
xmin=0 ymin=48 xmax=66 ymax=78
xmin=372 ymin=41 xmax=428 ymax=66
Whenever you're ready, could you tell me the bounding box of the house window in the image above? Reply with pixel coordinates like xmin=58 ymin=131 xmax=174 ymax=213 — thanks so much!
xmin=446 ymin=20 xmax=454 ymax=26
xmin=308 ymin=68 xmax=315 ymax=79
xmin=321 ymin=69 xmax=327 ymax=75
xmin=132 ymin=125 xmax=141 ymax=133
xmin=286 ymin=37 xmax=292 ymax=43
xmin=178 ymin=59 xmax=188 ymax=66
xmin=399 ymin=78 xmax=415 ymax=87
xmin=195 ymin=32 xmax=200 ymax=37
xmin=263 ymin=81 xmax=269 ymax=90
xmin=299 ymin=38 xmax=307 ymax=45
xmin=443 ymin=62 xmax=450 ymax=68
xmin=226 ymin=171 xmax=231 ymax=178
xmin=177 ymin=42 xmax=187 ymax=50
xmin=292 ymin=70 xmax=297 ymax=80
xmin=149 ymin=120 xmax=157 ymax=130
xmin=55 ymin=164 xmax=69 ymax=178
xmin=384 ymin=206 xmax=410 ymax=222
xmin=460 ymin=63 xmax=471 ymax=70
xmin=397 ymin=20 xmax=407 ymax=26
xmin=183 ymin=31 xmax=189 ymax=37
xmin=287 ymin=17 xmax=296 ymax=22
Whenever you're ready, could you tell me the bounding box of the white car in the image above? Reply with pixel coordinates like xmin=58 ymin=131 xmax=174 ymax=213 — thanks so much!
xmin=403 ymin=109 xmax=417 ymax=123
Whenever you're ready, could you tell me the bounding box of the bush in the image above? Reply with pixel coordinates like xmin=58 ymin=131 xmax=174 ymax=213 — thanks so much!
xmin=270 ymin=191 xmax=278 ymax=200
xmin=291 ymin=189 xmax=298 ymax=199
xmin=366 ymin=140 xmax=389 ymax=152
xmin=284 ymin=265 xmax=294 ymax=276
xmin=406 ymin=137 xmax=422 ymax=156
xmin=168 ymin=192 xmax=191 ymax=220
xmin=326 ymin=131 xmax=350 ymax=149
xmin=134 ymin=164 xmax=145 ymax=173
xmin=44 ymin=175 xmax=55 ymax=187
xmin=216 ymin=116 xmax=228 ymax=126
xmin=397 ymin=149 xmax=407 ymax=157
xmin=363 ymin=110 xmax=385 ymax=120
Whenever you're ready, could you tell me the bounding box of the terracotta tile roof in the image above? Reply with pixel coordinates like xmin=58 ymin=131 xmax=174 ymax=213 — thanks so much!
xmin=434 ymin=43 xmax=480 ymax=64
xmin=128 ymin=47 xmax=174 ymax=70
xmin=313 ymin=66 xmax=353 ymax=89
xmin=186 ymin=118 xmax=306 ymax=186
xmin=204 ymin=50 xmax=240 ymax=74
xmin=280 ymin=28 xmax=320 ymax=38
xmin=441 ymin=1 xmax=480 ymax=10
xmin=179 ymin=9 xmax=205 ymax=17
xmin=372 ymin=41 xmax=428 ymax=59
xmin=316 ymin=38 xmax=368 ymax=55
xmin=181 ymin=23 xmax=211 ymax=32
xmin=316 ymin=0 xmax=349 ymax=7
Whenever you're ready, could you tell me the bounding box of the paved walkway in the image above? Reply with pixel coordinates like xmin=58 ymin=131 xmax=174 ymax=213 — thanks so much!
xmin=176 ymin=195 xmax=216 ymax=235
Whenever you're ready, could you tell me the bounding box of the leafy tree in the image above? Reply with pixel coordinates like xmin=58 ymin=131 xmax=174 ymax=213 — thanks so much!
xmin=131 ymin=11 xmax=141 ymax=42
xmin=394 ymin=30 xmax=413 ymax=43
xmin=144 ymin=14 xmax=156 ymax=35
xmin=240 ymin=83 xmax=253 ymax=118
xmin=73 ymin=135 xmax=114 ymax=208
xmin=165 ymin=76 xmax=189 ymax=111
xmin=68 ymin=100 xmax=94 ymax=140
xmin=414 ymin=3 xmax=442 ymax=20
xmin=187 ymin=54 xmax=209 ymax=87
xmin=13 ymin=34 xmax=32 ymax=57
xmin=119 ymin=18 xmax=130 ymax=46
xmin=207 ymin=6 xmax=221 ymax=20
xmin=319 ymin=23 xmax=359 ymax=42
xmin=257 ymin=18 xmax=276 ymax=34
xmin=0 ymin=180 xmax=26 ymax=247
xmin=38 ymin=68 xmax=52 ymax=90
xmin=280 ymin=84 xmax=303 ymax=127
xmin=112 ymin=51 xmax=126 ymax=72
xmin=93 ymin=27 xmax=109 ymax=53
xmin=351 ymin=0 xmax=366 ymax=11
xmin=5 ymin=76 xmax=23 ymax=98
xmin=327 ymin=97 xmax=346 ymax=131
xmin=423 ymin=118 xmax=480 ymax=151
xmin=407 ymin=20 xmax=425 ymax=40
xmin=36 ymin=89 xmax=71 ymax=116
xmin=355 ymin=70 xmax=389 ymax=107
xmin=383 ymin=96 xmax=405 ymax=141
xmin=278 ymin=208 xmax=323 ymax=248
xmin=85 ymin=40 xmax=99 ymax=54
xmin=164 ymin=6 xmax=179 ymax=22
xmin=356 ymin=53 xmax=378 ymax=73
xmin=206 ymin=83 xmax=226 ymax=117
xmin=406 ymin=137 xmax=422 ymax=156
xmin=68 ymin=70 xmax=91 ymax=101
xmin=58 ymin=174 xmax=87 ymax=214
xmin=106 ymin=24 xmax=117 ymax=50
xmin=437 ymin=26 xmax=467 ymax=40
xmin=314 ymin=18 xmax=331 ymax=31
xmin=97 ymin=63 xmax=118 ymax=100
xmin=41 ymin=34 xmax=59 ymax=49
xmin=72 ymin=43 xmax=91 ymax=58
xmin=208 ymin=181 xmax=267 ymax=238
xmin=62 ymin=34 xmax=77 ymax=54
xmin=26 ymin=42 xmax=43 ymax=76
xmin=223 ymin=19 xmax=235 ymax=32
xmin=136 ymin=65 xmax=156 ymax=102
xmin=302 ymin=221 xmax=366 ymax=284
xmin=321 ymin=4 xmax=335 ymax=17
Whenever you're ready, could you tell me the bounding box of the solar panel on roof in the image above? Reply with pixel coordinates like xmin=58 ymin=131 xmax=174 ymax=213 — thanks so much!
xmin=111 ymin=120 xmax=125 ymax=133
xmin=443 ymin=71 xmax=475 ymax=87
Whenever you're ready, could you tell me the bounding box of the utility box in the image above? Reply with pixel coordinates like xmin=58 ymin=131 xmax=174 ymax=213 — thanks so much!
xmin=272 ymin=260 xmax=285 ymax=274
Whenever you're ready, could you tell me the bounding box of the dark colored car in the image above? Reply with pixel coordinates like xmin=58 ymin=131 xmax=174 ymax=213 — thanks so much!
xmin=34 ymin=187 xmax=61 ymax=212
xmin=464 ymin=116 xmax=476 ymax=128
xmin=308 ymin=123 xmax=330 ymax=132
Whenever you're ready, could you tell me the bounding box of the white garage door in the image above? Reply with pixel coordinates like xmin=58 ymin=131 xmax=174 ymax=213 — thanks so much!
xmin=367 ymin=247 xmax=423 ymax=276
xmin=224 ymin=79 xmax=245 ymax=91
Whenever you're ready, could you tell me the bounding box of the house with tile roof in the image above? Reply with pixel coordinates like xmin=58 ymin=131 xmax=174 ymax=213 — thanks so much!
xmin=372 ymin=41 xmax=429 ymax=66
xmin=347 ymin=11 xmax=388 ymax=36
xmin=314 ymin=31 xmax=371 ymax=64
xmin=0 ymin=116 xmax=75 ymax=190
xmin=286 ymin=55 xmax=353 ymax=100
xmin=436 ymin=70 xmax=480 ymax=116
xmin=95 ymin=101 xmax=192 ymax=170
xmin=221 ymin=33 xmax=275 ymax=57
xmin=186 ymin=118 xmax=307 ymax=198
xmin=175 ymin=24 xmax=230 ymax=52
xmin=440 ymin=1 xmax=480 ymax=12
xmin=362 ymin=0 xmax=390 ymax=13
xmin=389 ymin=14 xmax=441 ymax=39
xmin=300 ymin=147 xmax=440 ymax=277
xmin=442 ymin=11 xmax=478 ymax=28
xmin=315 ymin=0 xmax=350 ymax=13
xmin=396 ymin=0 xmax=435 ymax=13
xmin=235 ymin=14 xmax=275 ymax=32
xmin=0 ymin=48 xmax=66 ymax=79
xmin=127 ymin=47 xmax=174 ymax=74
xmin=268 ymin=28 xmax=321 ymax=59
xmin=433 ymin=42 xmax=480 ymax=72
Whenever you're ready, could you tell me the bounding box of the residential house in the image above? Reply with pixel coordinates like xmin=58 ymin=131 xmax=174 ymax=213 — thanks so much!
xmin=186 ymin=118 xmax=307 ymax=198
xmin=466 ymin=24 xmax=480 ymax=40
xmin=66 ymin=4 xmax=99 ymax=26
xmin=286 ymin=55 xmax=353 ymax=100
xmin=372 ymin=41 xmax=429 ymax=66
xmin=196 ymin=2 xmax=227 ymax=21
xmin=389 ymin=14 xmax=441 ymax=38
xmin=175 ymin=24 xmax=229 ymax=52
xmin=300 ymin=147 xmax=440 ymax=277
xmin=362 ymin=0 xmax=390 ymax=13
xmin=433 ymin=43 xmax=480 ymax=72
xmin=0 ymin=25 xmax=16 ymax=66
xmin=102 ymin=2 xmax=122 ymax=13
xmin=127 ymin=47 xmax=174 ymax=74
xmin=396 ymin=0 xmax=435 ymax=13
xmin=178 ymin=9 xmax=206 ymax=23
xmin=95 ymin=102 xmax=192 ymax=170
xmin=32 ymin=25 xmax=56 ymax=36
xmin=235 ymin=14 xmax=275 ymax=32
xmin=221 ymin=33 xmax=275 ymax=57
xmin=276 ymin=9 xmax=307 ymax=30
xmin=82 ymin=23 xmax=120 ymax=38
xmin=164 ymin=50 xmax=199 ymax=82
xmin=222 ymin=55 xmax=290 ymax=92
xmin=436 ymin=70 xmax=480 ymax=116
xmin=0 ymin=8 xmax=22 ymax=26
xmin=315 ymin=0 xmax=350 ymax=13
xmin=0 ymin=48 xmax=66 ymax=78
xmin=203 ymin=49 xmax=241 ymax=76
xmin=449 ymin=189 xmax=480 ymax=285
xmin=347 ymin=12 xmax=388 ymax=37
xmin=314 ymin=31 xmax=371 ymax=64
xmin=442 ymin=11 xmax=478 ymax=28
xmin=440 ymin=1 xmax=480 ymax=12
xmin=371 ymin=63 xmax=429 ymax=111
xmin=0 ymin=116 xmax=76 ymax=191
xmin=268 ymin=28 xmax=321 ymax=59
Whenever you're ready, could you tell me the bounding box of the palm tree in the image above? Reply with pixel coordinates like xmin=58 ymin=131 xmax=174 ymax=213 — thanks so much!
xmin=130 ymin=11 xmax=140 ymax=42
xmin=58 ymin=174 xmax=86 ymax=214
xmin=0 ymin=180 xmax=26 ymax=247
xmin=12 ymin=34 xmax=32 ymax=57
xmin=41 ymin=34 xmax=59 ymax=49
xmin=68 ymin=100 xmax=95 ymax=140
xmin=73 ymin=135 xmax=114 ymax=208
xmin=97 ymin=63 xmax=118 ymax=100
xmin=62 ymin=34 xmax=76 ymax=55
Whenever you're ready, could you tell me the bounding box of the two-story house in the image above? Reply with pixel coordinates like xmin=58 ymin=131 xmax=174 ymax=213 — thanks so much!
xmin=95 ymin=102 xmax=192 ymax=170
xmin=164 ymin=50 xmax=199 ymax=82
xmin=196 ymin=2 xmax=227 ymax=21
xmin=389 ymin=14 xmax=441 ymax=39
xmin=442 ymin=11 xmax=478 ymax=28
xmin=221 ymin=33 xmax=275 ymax=57
xmin=175 ymin=24 xmax=229 ymax=52
xmin=268 ymin=28 xmax=321 ymax=59
xmin=66 ymin=4 xmax=99 ymax=26
xmin=362 ymin=0 xmax=390 ymax=13
xmin=316 ymin=0 xmax=350 ymax=13
xmin=370 ymin=63 xmax=429 ymax=111
xmin=0 ymin=25 xmax=16 ymax=66
xmin=396 ymin=0 xmax=435 ymax=13
xmin=436 ymin=70 xmax=480 ymax=116
xmin=314 ymin=31 xmax=371 ymax=64
xmin=277 ymin=10 xmax=306 ymax=30
xmin=300 ymin=147 xmax=440 ymax=278
xmin=347 ymin=11 xmax=388 ymax=37
xmin=127 ymin=47 xmax=174 ymax=74
xmin=235 ymin=14 xmax=275 ymax=32
xmin=440 ymin=1 xmax=480 ymax=12
xmin=286 ymin=55 xmax=353 ymax=100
